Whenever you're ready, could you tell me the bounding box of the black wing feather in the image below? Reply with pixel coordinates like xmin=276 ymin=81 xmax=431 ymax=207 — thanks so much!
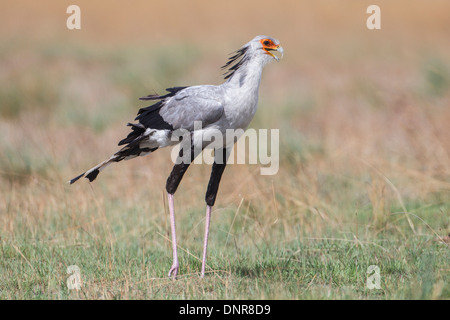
xmin=118 ymin=86 xmax=188 ymax=146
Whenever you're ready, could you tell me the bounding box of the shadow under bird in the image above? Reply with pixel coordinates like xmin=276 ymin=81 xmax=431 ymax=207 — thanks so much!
xmin=69 ymin=35 xmax=283 ymax=279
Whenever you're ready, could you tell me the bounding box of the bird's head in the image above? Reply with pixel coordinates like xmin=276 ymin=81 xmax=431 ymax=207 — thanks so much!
xmin=248 ymin=35 xmax=284 ymax=62
xmin=222 ymin=35 xmax=283 ymax=80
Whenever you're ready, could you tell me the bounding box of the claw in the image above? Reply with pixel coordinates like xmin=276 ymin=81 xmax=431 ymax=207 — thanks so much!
xmin=168 ymin=263 xmax=179 ymax=279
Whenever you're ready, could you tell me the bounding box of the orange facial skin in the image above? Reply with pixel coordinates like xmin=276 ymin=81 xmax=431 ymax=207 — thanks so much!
xmin=260 ymin=38 xmax=280 ymax=57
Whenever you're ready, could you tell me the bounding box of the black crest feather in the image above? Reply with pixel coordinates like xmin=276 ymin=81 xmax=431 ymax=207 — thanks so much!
xmin=221 ymin=46 xmax=249 ymax=80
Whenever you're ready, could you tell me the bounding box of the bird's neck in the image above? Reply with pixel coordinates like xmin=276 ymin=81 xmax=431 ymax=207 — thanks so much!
xmin=223 ymin=56 xmax=266 ymax=93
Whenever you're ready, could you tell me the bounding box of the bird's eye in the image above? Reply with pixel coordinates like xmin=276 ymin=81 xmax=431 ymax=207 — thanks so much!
xmin=263 ymin=40 xmax=271 ymax=46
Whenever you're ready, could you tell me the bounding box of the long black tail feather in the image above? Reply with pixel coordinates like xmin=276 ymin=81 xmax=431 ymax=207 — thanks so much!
xmin=69 ymin=86 xmax=186 ymax=185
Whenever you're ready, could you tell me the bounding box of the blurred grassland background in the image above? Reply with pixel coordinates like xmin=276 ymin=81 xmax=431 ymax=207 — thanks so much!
xmin=0 ymin=0 xmax=448 ymax=299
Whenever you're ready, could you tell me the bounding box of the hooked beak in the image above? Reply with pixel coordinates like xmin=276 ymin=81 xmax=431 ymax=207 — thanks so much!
xmin=263 ymin=45 xmax=284 ymax=61
xmin=265 ymin=45 xmax=284 ymax=61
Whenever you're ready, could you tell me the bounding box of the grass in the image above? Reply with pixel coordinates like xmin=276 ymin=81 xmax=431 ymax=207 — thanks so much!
xmin=0 ymin=1 xmax=449 ymax=299
xmin=1 ymin=232 xmax=448 ymax=299
xmin=0 ymin=159 xmax=448 ymax=299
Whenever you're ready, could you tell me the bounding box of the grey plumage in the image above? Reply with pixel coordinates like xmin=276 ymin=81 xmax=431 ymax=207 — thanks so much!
xmin=159 ymin=86 xmax=225 ymax=131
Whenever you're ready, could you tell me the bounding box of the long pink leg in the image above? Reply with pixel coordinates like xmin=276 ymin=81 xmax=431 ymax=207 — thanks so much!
xmin=200 ymin=205 xmax=212 ymax=278
xmin=167 ymin=193 xmax=179 ymax=279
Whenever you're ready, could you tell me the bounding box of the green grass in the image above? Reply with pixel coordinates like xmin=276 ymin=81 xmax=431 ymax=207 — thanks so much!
xmin=1 ymin=231 xmax=448 ymax=299
xmin=0 ymin=179 xmax=448 ymax=299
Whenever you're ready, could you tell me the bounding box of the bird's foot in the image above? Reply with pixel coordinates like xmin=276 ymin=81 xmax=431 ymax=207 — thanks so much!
xmin=168 ymin=263 xmax=179 ymax=279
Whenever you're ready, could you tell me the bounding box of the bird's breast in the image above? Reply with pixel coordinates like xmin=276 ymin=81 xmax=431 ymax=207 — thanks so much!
xmin=223 ymin=88 xmax=259 ymax=131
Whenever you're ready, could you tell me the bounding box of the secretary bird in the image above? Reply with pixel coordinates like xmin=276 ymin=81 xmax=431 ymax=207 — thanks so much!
xmin=70 ymin=35 xmax=283 ymax=279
